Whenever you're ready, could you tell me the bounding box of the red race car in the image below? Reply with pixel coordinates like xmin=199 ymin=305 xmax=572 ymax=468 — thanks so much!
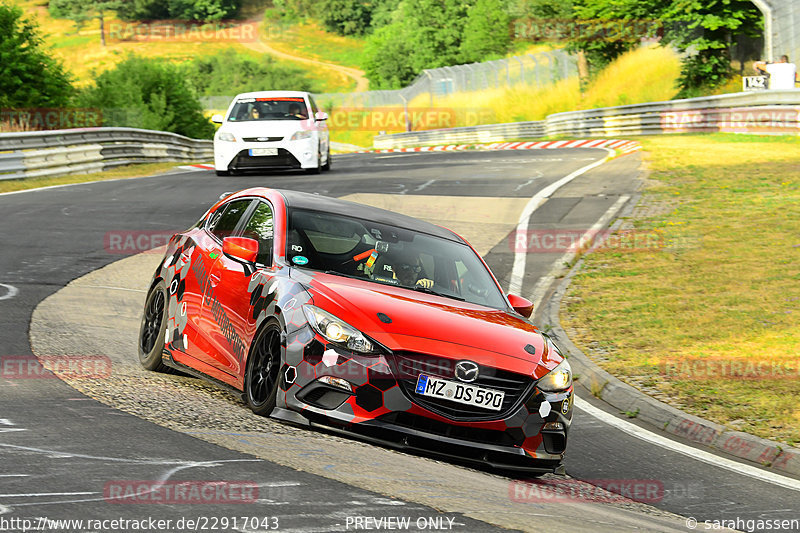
xmin=139 ymin=188 xmax=573 ymax=473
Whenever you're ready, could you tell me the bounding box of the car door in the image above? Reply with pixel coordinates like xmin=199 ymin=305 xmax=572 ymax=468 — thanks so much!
xmin=190 ymin=198 xmax=255 ymax=379
xmin=200 ymin=199 xmax=276 ymax=382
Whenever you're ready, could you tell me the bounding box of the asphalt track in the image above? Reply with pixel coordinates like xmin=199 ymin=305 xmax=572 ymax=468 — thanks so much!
xmin=1 ymin=149 xmax=799 ymax=532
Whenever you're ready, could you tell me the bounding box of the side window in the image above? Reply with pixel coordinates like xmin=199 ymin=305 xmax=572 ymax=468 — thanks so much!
xmin=308 ymin=96 xmax=319 ymax=116
xmin=240 ymin=202 xmax=274 ymax=266
xmin=207 ymin=200 xmax=252 ymax=241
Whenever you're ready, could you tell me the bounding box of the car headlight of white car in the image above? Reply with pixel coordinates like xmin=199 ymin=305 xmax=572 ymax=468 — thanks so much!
xmin=290 ymin=130 xmax=314 ymax=141
xmin=217 ymin=131 xmax=237 ymax=142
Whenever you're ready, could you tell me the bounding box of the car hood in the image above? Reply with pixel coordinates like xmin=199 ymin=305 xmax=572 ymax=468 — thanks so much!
xmin=301 ymin=272 xmax=561 ymax=375
xmin=220 ymin=120 xmax=313 ymax=138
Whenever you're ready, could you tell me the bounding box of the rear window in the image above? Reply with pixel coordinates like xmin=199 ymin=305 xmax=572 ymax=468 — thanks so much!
xmin=228 ymin=97 xmax=309 ymax=121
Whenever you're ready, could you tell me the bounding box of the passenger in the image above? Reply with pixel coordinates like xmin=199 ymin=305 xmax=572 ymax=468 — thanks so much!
xmin=754 ymin=55 xmax=798 ymax=90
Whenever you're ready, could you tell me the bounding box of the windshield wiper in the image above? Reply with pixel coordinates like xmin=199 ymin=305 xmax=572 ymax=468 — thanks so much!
xmin=412 ymin=285 xmax=465 ymax=301
xmin=322 ymin=270 xmax=368 ymax=281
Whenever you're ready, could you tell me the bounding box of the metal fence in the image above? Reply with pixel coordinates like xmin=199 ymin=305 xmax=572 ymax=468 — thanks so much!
xmin=0 ymin=128 xmax=213 ymax=181
xmin=200 ymin=49 xmax=577 ymax=112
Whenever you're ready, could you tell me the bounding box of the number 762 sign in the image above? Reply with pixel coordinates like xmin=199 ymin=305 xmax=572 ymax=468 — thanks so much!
xmin=743 ymin=76 xmax=768 ymax=90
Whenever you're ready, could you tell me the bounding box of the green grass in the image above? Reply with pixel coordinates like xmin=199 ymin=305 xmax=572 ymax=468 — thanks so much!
xmin=263 ymin=17 xmax=365 ymax=71
xmin=561 ymin=134 xmax=800 ymax=445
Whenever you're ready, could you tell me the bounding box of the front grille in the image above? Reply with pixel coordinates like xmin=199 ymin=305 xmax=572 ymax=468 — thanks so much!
xmin=243 ymin=136 xmax=284 ymax=142
xmin=231 ymin=148 xmax=300 ymax=169
xmin=390 ymin=351 xmax=534 ymax=421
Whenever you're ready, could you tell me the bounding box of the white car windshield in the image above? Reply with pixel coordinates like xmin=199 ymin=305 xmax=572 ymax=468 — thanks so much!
xmin=287 ymin=209 xmax=509 ymax=309
xmin=228 ymin=97 xmax=309 ymax=122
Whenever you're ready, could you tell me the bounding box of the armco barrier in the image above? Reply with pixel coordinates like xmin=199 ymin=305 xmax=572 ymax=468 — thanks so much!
xmin=0 ymin=127 xmax=213 ymax=181
xmin=374 ymin=90 xmax=800 ymax=149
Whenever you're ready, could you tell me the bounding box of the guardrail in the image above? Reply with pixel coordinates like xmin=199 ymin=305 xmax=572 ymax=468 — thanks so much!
xmin=0 ymin=127 xmax=213 ymax=181
xmin=374 ymin=90 xmax=800 ymax=149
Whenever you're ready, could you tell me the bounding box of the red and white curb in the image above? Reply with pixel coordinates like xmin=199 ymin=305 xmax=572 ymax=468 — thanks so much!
xmin=177 ymin=163 xmax=215 ymax=171
xmin=359 ymin=139 xmax=641 ymax=156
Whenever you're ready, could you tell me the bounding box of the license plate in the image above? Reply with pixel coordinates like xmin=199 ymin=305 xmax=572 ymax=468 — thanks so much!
xmin=249 ymin=148 xmax=277 ymax=156
xmin=414 ymin=374 xmax=504 ymax=411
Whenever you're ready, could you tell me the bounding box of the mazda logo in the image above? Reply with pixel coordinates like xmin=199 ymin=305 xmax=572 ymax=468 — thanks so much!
xmin=454 ymin=361 xmax=479 ymax=383
xmin=257 ymin=137 xmax=268 ymax=141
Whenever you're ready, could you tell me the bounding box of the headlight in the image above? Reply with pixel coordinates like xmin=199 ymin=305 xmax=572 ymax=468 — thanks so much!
xmin=302 ymin=305 xmax=375 ymax=354
xmin=217 ymin=131 xmax=236 ymax=142
xmin=537 ymin=359 xmax=572 ymax=392
xmin=290 ymin=130 xmax=314 ymax=141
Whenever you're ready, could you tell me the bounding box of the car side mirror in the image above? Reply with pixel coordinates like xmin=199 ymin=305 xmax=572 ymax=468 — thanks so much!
xmin=507 ymin=294 xmax=534 ymax=318
xmin=222 ymin=237 xmax=258 ymax=264
xmin=315 ymin=111 xmax=328 ymax=121
xmin=211 ymin=114 xmax=224 ymax=124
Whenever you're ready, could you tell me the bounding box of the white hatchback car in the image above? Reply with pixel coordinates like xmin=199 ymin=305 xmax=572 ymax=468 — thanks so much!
xmin=211 ymin=91 xmax=330 ymax=176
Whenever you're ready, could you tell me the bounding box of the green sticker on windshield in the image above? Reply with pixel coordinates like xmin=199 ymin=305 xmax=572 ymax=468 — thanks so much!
xmin=292 ymin=255 xmax=308 ymax=265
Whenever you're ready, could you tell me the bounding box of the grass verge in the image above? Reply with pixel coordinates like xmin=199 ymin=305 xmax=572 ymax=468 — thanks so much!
xmin=560 ymin=133 xmax=800 ymax=445
xmin=0 ymin=162 xmax=183 ymax=194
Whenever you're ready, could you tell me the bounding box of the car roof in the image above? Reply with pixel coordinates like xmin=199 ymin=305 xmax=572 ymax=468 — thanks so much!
xmin=275 ymin=189 xmax=465 ymax=244
xmin=232 ymin=91 xmax=311 ymax=99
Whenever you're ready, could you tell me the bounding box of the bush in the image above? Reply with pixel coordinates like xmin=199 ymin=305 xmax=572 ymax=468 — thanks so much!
xmin=76 ymin=56 xmax=214 ymax=139
xmin=182 ymin=49 xmax=319 ymax=95
xmin=0 ymin=2 xmax=73 ymax=108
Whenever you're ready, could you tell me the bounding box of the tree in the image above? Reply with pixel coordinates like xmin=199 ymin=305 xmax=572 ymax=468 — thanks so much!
xmin=166 ymin=0 xmax=240 ymax=22
xmin=49 ymin=0 xmax=121 ymax=46
xmin=183 ymin=48 xmax=318 ymax=95
xmin=363 ymin=0 xmax=474 ymax=88
xmin=77 ymin=55 xmax=214 ymax=139
xmin=460 ymin=0 xmax=512 ymax=63
xmin=363 ymin=25 xmax=417 ymax=89
xmin=317 ymin=0 xmax=373 ymax=36
xmin=661 ymin=0 xmax=762 ymax=96
xmin=574 ymin=0 xmax=762 ymax=95
xmin=0 ymin=2 xmax=73 ymax=108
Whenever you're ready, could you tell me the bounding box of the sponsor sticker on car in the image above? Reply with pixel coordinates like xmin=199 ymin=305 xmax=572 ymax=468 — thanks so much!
xmin=415 ymin=374 xmax=504 ymax=411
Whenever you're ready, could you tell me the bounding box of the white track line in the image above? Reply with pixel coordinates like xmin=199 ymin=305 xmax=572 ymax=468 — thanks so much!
xmin=508 ymin=148 xmax=614 ymax=295
xmin=576 ymin=397 xmax=800 ymax=492
xmin=527 ymin=195 xmax=630 ymax=309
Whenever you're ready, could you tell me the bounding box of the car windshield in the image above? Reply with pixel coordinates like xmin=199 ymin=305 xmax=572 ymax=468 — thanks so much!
xmin=228 ymin=97 xmax=309 ymax=122
xmin=287 ymin=209 xmax=508 ymax=309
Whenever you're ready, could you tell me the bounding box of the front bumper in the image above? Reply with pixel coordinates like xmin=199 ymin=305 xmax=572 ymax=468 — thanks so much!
xmin=214 ymin=138 xmax=318 ymax=171
xmin=277 ymin=329 xmax=573 ymax=473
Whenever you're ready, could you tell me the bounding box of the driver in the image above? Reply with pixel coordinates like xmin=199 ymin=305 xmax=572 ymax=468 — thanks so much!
xmin=250 ymin=107 xmax=261 ymax=120
xmin=288 ymin=102 xmax=307 ymax=119
xmin=388 ymin=249 xmax=433 ymax=288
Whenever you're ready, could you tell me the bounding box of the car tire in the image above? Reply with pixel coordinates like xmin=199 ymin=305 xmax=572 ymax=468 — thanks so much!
xmin=216 ymin=169 xmax=230 ymax=176
xmin=138 ymin=280 xmax=170 ymax=373
xmin=245 ymin=320 xmax=283 ymax=416
xmin=321 ymin=146 xmax=331 ymax=171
